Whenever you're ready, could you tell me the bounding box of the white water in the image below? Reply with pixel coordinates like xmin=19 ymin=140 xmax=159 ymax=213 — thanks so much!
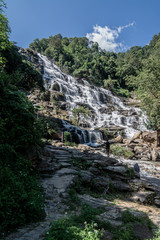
xmin=38 ymin=54 xmax=147 ymax=145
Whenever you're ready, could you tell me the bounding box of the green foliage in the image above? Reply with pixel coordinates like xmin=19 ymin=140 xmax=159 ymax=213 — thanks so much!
xmin=0 ymin=0 xmax=11 ymax=68
xmin=0 ymin=72 xmax=44 ymax=235
xmin=71 ymin=157 xmax=92 ymax=170
xmin=40 ymin=117 xmax=59 ymax=139
xmin=45 ymin=219 xmax=102 ymax=240
xmin=0 ymin=155 xmax=44 ymax=234
xmin=114 ymin=87 xmax=131 ymax=98
xmin=3 ymin=46 xmax=43 ymax=91
xmin=110 ymin=144 xmax=134 ymax=158
xmin=45 ymin=204 xmax=103 ymax=240
xmin=72 ymin=106 xmax=90 ymax=126
xmin=112 ymin=210 xmax=154 ymax=240
xmin=64 ymin=131 xmax=71 ymax=142
xmin=147 ymin=229 xmax=160 ymax=240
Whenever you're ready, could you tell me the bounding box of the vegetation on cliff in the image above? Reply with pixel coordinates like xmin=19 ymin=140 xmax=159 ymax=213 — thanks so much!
xmin=0 ymin=1 xmax=44 ymax=235
xmin=30 ymin=33 xmax=160 ymax=131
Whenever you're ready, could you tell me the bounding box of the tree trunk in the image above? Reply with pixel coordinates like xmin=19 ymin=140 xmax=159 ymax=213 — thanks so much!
xmin=156 ymin=129 xmax=160 ymax=147
xmin=61 ymin=131 xmax=64 ymax=143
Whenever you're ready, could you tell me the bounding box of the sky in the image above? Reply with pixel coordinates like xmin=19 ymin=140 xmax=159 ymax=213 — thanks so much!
xmin=6 ymin=0 xmax=160 ymax=52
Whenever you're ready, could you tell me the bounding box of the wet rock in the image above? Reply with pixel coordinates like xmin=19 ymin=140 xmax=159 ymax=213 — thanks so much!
xmin=52 ymin=83 xmax=60 ymax=91
xmin=51 ymin=91 xmax=66 ymax=101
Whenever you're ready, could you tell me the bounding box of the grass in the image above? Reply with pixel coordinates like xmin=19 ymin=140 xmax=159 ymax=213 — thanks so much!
xmin=71 ymin=157 xmax=92 ymax=170
xmin=44 ymin=204 xmax=103 ymax=240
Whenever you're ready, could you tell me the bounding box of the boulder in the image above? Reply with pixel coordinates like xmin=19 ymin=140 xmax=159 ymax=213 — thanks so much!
xmin=130 ymin=191 xmax=155 ymax=204
xmin=113 ymin=135 xmax=123 ymax=143
xmin=93 ymin=176 xmax=110 ymax=191
xmin=80 ymin=170 xmax=94 ymax=184
xmin=99 ymin=207 xmax=122 ymax=226
xmin=52 ymin=83 xmax=60 ymax=91
xmin=132 ymin=131 xmax=142 ymax=141
xmin=154 ymin=195 xmax=160 ymax=206
xmin=112 ymin=180 xmax=132 ymax=191
xmin=142 ymin=131 xmax=156 ymax=143
xmin=52 ymin=91 xmax=66 ymax=101
xmin=102 ymin=230 xmax=113 ymax=240
xmin=151 ymin=148 xmax=160 ymax=161
xmin=134 ymin=146 xmax=144 ymax=154
xmin=103 ymin=166 xmax=127 ymax=174
xmin=77 ymin=144 xmax=91 ymax=151
xmin=132 ymin=224 xmax=153 ymax=240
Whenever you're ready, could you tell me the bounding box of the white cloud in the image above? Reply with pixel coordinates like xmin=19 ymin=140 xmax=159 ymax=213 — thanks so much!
xmin=86 ymin=22 xmax=135 ymax=52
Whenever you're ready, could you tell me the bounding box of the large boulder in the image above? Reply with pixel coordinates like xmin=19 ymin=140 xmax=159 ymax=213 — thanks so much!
xmin=142 ymin=131 xmax=156 ymax=143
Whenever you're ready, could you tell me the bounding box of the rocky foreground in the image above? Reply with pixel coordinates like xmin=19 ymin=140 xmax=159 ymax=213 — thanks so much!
xmin=5 ymin=142 xmax=160 ymax=240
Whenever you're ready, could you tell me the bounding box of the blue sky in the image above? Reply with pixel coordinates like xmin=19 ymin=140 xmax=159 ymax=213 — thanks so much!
xmin=6 ymin=0 xmax=160 ymax=52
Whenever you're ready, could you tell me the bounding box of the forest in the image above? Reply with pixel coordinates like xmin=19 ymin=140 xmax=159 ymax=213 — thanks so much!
xmin=29 ymin=32 xmax=160 ymax=130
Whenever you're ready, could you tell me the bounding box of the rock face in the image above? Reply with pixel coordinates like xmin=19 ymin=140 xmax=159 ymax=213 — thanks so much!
xmin=124 ymin=131 xmax=160 ymax=161
xmin=6 ymin=143 xmax=160 ymax=240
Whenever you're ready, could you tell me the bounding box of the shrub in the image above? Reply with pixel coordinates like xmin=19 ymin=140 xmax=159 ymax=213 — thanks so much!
xmin=111 ymin=144 xmax=134 ymax=158
xmin=147 ymin=229 xmax=160 ymax=240
xmin=0 ymin=74 xmax=44 ymax=235
xmin=45 ymin=205 xmax=103 ymax=240
xmin=64 ymin=131 xmax=71 ymax=142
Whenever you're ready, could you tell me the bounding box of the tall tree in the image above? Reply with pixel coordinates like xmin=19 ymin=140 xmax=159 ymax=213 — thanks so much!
xmin=0 ymin=0 xmax=10 ymax=69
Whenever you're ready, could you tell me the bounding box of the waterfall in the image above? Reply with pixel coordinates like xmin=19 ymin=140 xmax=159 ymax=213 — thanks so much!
xmin=38 ymin=53 xmax=147 ymax=145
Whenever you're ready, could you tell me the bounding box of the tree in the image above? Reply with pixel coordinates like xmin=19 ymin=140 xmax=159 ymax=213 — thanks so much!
xmin=130 ymin=55 xmax=160 ymax=146
xmin=72 ymin=106 xmax=90 ymax=126
xmin=0 ymin=0 xmax=10 ymax=68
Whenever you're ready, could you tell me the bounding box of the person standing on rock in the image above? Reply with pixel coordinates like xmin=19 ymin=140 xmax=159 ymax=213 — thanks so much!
xmin=105 ymin=139 xmax=110 ymax=157
xmin=134 ymin=163 xmax=140 ymax=173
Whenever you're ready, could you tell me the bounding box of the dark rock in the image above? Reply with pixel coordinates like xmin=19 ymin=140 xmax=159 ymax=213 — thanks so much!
xmin=132 ymin=224 xmax=153 ymax=240
xmin=112 ymin=180 xmax=132 ymax=191
xmin=103 ymin=166 xmax=127 ymax=174
xmin=52 ymin=83 xmax=60 ymax=91
xmin=102 ymin=230 xmax=113 ymax=240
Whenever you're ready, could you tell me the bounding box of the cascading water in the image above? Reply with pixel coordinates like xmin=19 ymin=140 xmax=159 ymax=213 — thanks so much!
xmin=38 ymin=53 xmax=147 ymax=145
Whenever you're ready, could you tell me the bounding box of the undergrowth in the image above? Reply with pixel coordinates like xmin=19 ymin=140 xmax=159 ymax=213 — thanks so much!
xmin=111 ymin=144 xmax=134 ymax=159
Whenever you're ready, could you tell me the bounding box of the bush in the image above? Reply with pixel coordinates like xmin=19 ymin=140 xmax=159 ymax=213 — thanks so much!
xmin=114 ymin=88 xmax=131 ymax=98
xmin=0 ymin=153 xmax=44 ymax=234
xmin=111 ymin=144 xmax=134 ymax=158
xmin=147 ymin=229 xmax=160 ymax=240
xmin=45 ymin=219 xmax=102 ymax=240
xmin=45 ymin=205 xmax=103 ymax=240
xmin=64 ymin=131 xmax=71 ymax=142
xmin=0 ymin=74 xmax=44 ymax=235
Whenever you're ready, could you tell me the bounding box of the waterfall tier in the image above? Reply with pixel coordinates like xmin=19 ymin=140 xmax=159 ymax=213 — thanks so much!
xmin=38 ymin=53 xmax=147 ymax=145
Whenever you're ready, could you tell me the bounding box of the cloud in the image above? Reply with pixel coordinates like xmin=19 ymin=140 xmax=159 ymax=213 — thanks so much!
xmin=86 ymin=22 xmax=135 ymax=52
